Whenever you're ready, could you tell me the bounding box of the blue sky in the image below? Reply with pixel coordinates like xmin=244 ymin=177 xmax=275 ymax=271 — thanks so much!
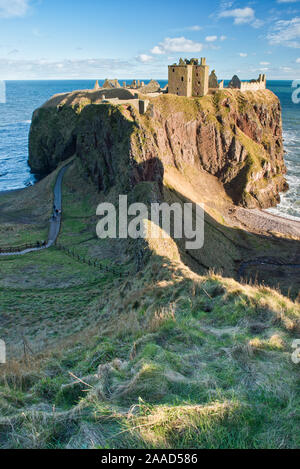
xmin=1 ymin=0 xmax=300 ymax=79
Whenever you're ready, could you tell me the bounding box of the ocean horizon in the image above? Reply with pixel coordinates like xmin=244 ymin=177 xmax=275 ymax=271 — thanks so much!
xmin=0 ymin=79 xmax=299 ymax=219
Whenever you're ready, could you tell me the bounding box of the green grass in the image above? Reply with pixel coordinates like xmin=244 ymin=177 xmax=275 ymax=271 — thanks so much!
xmin=1 ymin=263 xmax=299 ymax=448
xmin=0 ymin=158 xmax=299 ymax=449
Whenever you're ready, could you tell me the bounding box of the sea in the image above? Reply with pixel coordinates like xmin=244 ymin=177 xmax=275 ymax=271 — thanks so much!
xmin=0 ymin=79 xmax=299 ymax=219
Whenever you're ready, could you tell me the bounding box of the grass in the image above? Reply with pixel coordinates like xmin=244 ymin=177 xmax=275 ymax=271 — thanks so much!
xmin=0 ymin=258 xmax=299 ymax=448
xmin=0 ymin=155 xmax=299 ymax=449
xmin=0 ymin=171 xmax=55 ymax=248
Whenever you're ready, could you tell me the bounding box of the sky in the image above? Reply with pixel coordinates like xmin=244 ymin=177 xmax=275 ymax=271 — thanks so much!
xmin=1 ymin=0 xmax=300 ymax=79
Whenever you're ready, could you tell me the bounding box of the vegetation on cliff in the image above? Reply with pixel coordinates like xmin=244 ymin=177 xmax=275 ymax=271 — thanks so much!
xmin=29 ymin=89 xmax=287 ymax=209
xmin=0 ymin=160 xmax=299 ymax=449
xmin=0 ymin=89 xmax=299 ymax=449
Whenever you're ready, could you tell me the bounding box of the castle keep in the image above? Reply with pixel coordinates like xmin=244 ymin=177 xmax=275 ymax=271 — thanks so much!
xmin=167 ymin=58 xmax=266 ymax=97
xmin=168 ymin=58 xmax=209 ymax=97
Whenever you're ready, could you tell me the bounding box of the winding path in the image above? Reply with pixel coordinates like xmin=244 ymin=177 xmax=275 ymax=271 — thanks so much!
xmin=0 ymin=162 xmax=71 ymax=257
xmin=0 ymin=160 xmax=299 ymax=283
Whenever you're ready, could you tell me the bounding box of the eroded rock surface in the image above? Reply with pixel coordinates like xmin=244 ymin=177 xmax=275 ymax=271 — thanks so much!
xmin=29 ymin=89 xmax=287 ymax=209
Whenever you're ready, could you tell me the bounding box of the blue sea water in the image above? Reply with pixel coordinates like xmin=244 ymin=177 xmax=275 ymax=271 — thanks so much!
xmin=0 ymin=80 xmax=299 ymax=219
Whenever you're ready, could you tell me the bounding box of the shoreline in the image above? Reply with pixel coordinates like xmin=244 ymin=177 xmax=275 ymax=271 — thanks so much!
xmin=0 ymin=188 xmax=23 ymax=195
xmin=263 ymin=208 xmax=300 ymax=224
xmin=231 ymin=206 xmax=300 ymax=238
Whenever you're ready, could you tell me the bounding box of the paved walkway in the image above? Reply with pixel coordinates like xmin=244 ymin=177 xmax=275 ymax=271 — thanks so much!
xmin=0 ymin=163 xmax=71 ymax=257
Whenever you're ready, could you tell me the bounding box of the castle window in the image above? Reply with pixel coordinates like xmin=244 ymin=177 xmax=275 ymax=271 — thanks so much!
xmin=181 ymin=77 xmax=184 ymax=81
xmin=173 ymin=68 xmax=175 ymax=72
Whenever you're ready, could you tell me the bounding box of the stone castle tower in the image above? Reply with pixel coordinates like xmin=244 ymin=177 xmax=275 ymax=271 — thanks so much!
xmin=168 ymin=58 xmax=209 ymax=97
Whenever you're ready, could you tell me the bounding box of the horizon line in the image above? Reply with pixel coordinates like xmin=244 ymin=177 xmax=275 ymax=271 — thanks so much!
xmin=0 ymin=77 xmax=298 ymax=82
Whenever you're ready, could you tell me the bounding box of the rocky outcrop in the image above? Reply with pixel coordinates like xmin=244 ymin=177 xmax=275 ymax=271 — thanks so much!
xmin=28 ymin=88 xmax=288 ymax=209
xmin=103 ymin=79 xmax=121 ymax=89
xmin=209 ymin=70 xmax=218 ymax=89
xmin=228 ymin=75 xmax=242 ymax=89
xmin=138 ymin=80 xmax=161 ymax=94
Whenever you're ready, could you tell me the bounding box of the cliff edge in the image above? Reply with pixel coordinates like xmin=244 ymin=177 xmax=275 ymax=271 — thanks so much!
xmin=29 ymin=88 xmax=288 ymax=209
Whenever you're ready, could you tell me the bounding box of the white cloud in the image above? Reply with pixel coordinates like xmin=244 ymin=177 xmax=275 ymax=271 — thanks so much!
xmin=280 ymin=66 xmax=292 ymax=71
xmin=260 ymin=61 xmax=270 ymax=65
xmin=136 ymin=54 xmax=153 ymax=63
xmin=151 ymin=45 xmax=164 ymax=55
xmin=251 ymin=19 xmax=264 ymax=29
xmin=296 ymin=57 xmax=300 ymax=62
xmin=220 ymin=35 xmax=227 ymax=41
xmin=267 ymin=17 xmax=300 ymax=48
xmin=219 ymin=7 xmax=255 ymax=24
xmin=151 ymin=37 xmax=203 ymax=54
xmin=219 ymin=6 xmax=263 ymax=28
xmin=0 ymin=0 xmax=30 ymax=18
xmin=239 ymin=52 xmax=248 ymax=57
xmin=277 ymin=1 xmax=299 ymax=3
xmin=205 ymin=35 xmax=218 ymax=42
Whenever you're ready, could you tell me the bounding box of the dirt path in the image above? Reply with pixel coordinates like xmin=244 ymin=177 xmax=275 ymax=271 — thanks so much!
xmin=0 ymin=162 xmax=71 ymax=257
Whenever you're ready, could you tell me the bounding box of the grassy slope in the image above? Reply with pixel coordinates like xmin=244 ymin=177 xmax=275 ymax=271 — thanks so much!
xmin=0 ymin=164 xmax=299 ymax=449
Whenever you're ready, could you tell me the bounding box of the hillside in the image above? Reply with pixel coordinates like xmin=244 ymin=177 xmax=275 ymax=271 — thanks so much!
xmin=0 ymin=90 xmax=299 ymax=448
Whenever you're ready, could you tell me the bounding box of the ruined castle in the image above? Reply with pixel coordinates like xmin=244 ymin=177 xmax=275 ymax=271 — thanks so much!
xmin=90 ymin=58 xmax=267 ymax=116
xmin=167 ymin=57 xmax=266 ymax=97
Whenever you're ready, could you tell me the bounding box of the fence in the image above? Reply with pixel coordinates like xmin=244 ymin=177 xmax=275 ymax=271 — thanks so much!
xmin=54 ymin=242 xmax=130 ymax=278
xmin=0 ymin=239 xmax=130 ymax=278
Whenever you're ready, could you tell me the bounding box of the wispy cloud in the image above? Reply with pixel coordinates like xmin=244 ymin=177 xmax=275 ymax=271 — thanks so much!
xmin=32 ymin=27 xmax=44 ymax=37
xmin=0 ymin=0 xmax=31 ymax=18
xmin=219 ymin=6 xmax=263 ymax=28
xmin=170 ymin=25 xmax=202 ymax=33
xmin=0 ymin=57 xmax=135 ymax=79
xmin=239 ymin=52 xmax=248 ymax=57
xmin=151 ymin=37 xmax=203 ymax=54
xmin=205 ymin=35 xmax=218 ymax=42
xmin=267 ymin=17 xmax=300 ymax=48
xmin=136 ymin=54 xmax=153 ymax=63
xmin=184 ymin=25 xmax=202 ymax=31
xmin=8 ymin=48 xmax=19 ymax=55
xmin=220 ymin=7 xmax=255 ymax=24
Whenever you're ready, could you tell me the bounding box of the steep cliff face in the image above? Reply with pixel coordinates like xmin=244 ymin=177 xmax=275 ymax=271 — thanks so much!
xmin=29 ymin=88 xmax=288 ymax=209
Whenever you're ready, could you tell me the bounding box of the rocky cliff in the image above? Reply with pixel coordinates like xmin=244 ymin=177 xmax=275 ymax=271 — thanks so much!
xmin=29 ymin=88 xmax=288 ymax=209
